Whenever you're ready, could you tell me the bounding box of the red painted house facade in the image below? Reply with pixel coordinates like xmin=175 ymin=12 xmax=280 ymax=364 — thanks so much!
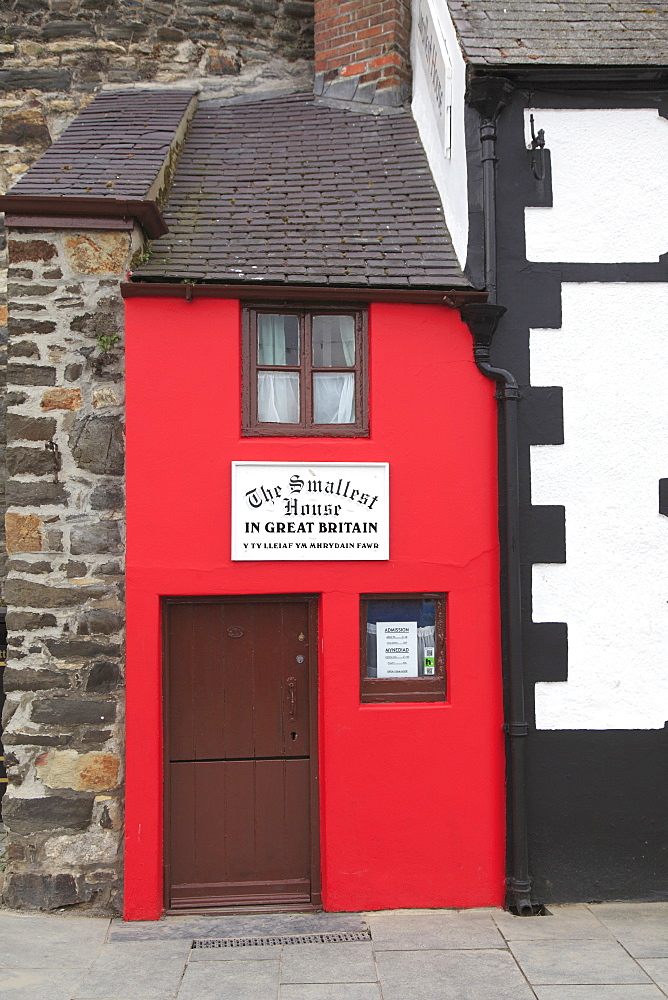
xmin=122 ymin=295 xmax=505 ymax=918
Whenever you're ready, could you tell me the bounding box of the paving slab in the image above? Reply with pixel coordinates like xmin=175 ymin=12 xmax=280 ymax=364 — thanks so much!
xmin=638 ymin=958 xmax=668 ymax=991
xmin=368 ymin=910 xmax=505 ymax=950
xmin=109 ymin=911 xmax=367 ymax=941
xmin=281 ymin=942 xmax=377 ymax=984
xmin=73 ymin=940 xmax=191 ymax=999
xmin=0 ymin=913 xmax=110 ymax=969
xmin=189 ymin=942 xmax=282 ymax=961
xmin=493 ymin=905 xmax=614 ymax=941
xmin=509 ymin=938 xmax=652 ymax=985
xmin=533 ymin=986 xmax=667 ymax=1000
xmin=590 ymin=903 xmax=668 ymax=958
xmin=375 ymin=948 xmax=537 ymax=1000
xmin=0 ymin=968 xmax=87 ymax=1000
xmin=177 ymin=960 xmax=280 ymax=1000
xmin=279 ymin=986 xmax=382 ymax=1000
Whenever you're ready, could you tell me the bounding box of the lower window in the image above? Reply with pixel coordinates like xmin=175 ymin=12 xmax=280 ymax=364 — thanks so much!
xmin=360 ymin=593 xmax=446 ymax=703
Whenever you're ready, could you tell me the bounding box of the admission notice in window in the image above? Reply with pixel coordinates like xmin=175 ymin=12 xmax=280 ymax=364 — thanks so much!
xmin=376 ymin=621 xmax=418 ymax=678
xmin=231 ymin=462 xmax=389 ymax=560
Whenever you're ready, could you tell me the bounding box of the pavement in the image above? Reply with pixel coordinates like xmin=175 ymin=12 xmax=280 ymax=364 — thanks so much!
xmin=0 ymin=902 xmax=666 ymax=1000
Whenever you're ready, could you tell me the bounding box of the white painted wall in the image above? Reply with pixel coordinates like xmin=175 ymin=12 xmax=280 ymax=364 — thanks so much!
xmin=525 ymin=108 xmax=668 ymax=263
xmin=411 ymin=0 xmax=468 ymax=266
xmin=531 ymin=282 xmax=668 ymax=730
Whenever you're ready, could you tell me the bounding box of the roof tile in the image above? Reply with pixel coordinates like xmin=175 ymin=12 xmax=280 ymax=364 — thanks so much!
xmin=446 ymin=0 xmax=668 ymax=65
xmin=133 ymin=92 xmax=468 ymax=290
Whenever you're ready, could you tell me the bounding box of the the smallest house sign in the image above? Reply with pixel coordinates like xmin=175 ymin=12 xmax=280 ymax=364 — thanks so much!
xmin=232 ymin=462 xmax=390 ymax=560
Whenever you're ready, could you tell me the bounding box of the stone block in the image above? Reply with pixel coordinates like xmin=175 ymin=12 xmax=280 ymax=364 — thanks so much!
xmin=8 ymin=283 xmax=56 ymax=297
xmin=3 ymin=730 xmax=72 ymax=747
xmin=86 ymin=661 xmax=121 ymax=692
xmin=63 ymin=233 xmax=131 ymax=275
xmin=6 ymin=391 xmax=29 ymax=406
xmin=92 ymin=387 xmax=120 ymax=408
xmin=7 ymin=445 xmax=60 ymax=477
xmin=201 ymin=46 xmax=241 ymax=74
xmin=37 ymin=749 xmax=121 ymax=791
xmin=5 ymin=513 xmax=43 ymax=552
xmin=0 ymin=68 xmax=72 ymax=91
xmin=8 ymin=340 xmax=39 ymax=358
xmin=42 ymin=20 xmax=96 ymax=39
xmin=90 ymin=482 xmax=124 ymax=510
xmin=70 ymin=521 xmax=122 ymax=555
xmin=4 ymin=578 xmax=105 ymax=609
xmin=3 ymin=793 xmax=94 ymax=834
xmin=4 ymin=667 xmax=71 ymax=691
xmin=66 ymin=560 xmax=88 ymax=578
xmin=6 ymin=481 xmax=67 ymax=506
xmin=77 ymin=611 xmax=123 ymax=637
xmin=3 ymin=872 xmax=90 ymax=911
xmin=6 ymin=611 xmax=57 ymax=630
xmin=45 ymin=638 xmax=121 ymax=659
xmin=70 ymin=415 xmax=124 ymax=475
xmin=6 ymin=414 xmax=56 ymax=442
xmin=41 ymin=388 xmax=82 ymax=411
xmin=8 ymin=317 xmax=56 ymax=335
xmin=65 ymin=363 xmax=83 ymax=382
xmin=70 ymin=296 xmax=123 ymax=337
xmin=8 ymin=559 xmax=52 ymax=574
xmin=32 ymin=697 xmax=117 ymax=726
xmin=7 ymin=363 xmax=56 ymax=386
xmin=8 ymin=239 xmax=58 ymax=263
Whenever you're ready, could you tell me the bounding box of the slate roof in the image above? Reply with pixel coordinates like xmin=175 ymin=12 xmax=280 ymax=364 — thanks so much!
xmin=446 ymin=1 xmax=668 ymax=66
xmin=7 ymin=89 xmax=196 ymax=200
xmin=132 ymin=92 xmax=469 ymax=289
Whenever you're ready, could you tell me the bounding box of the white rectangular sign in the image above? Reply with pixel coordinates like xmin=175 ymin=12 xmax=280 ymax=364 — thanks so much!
xmin=416 ymin=0 xmax=452 ymax=155
xmin=232 ymin=462 xmax=389 ymax=560
xmin=377 ymin=621 xmax=418 ymax=678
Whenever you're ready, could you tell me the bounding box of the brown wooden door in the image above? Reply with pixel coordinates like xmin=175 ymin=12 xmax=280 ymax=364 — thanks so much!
xmin=164 ymin=597 xmax=318 ymax=910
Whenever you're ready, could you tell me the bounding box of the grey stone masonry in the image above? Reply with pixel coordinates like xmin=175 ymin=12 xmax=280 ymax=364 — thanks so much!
xmin=2 ymin=225 xmax=140 ymax=914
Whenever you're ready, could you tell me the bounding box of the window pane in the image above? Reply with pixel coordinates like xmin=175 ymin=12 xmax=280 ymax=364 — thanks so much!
xmin=258 ymin=314 xmax=299 ymax=366
xmin=312 ymin=315 xmax=355 ymax=367
xmin=313 ymin=372 xmax=354 ymax=424
xmin=257 ymin=371 xmax=299 ymax=423
xmin=365 ymin=598 xmax=436 ymax=678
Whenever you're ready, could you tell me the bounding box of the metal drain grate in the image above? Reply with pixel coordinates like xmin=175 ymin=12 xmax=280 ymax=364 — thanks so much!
xmin=192 ymin=930 xmax=371 ymax=949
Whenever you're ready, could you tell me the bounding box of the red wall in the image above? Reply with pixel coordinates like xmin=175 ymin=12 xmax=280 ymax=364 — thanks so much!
xmin=123 ymin=296 xmax=505 ymax=919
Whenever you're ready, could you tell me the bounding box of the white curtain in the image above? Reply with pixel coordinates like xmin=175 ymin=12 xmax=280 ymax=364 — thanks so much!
xmin=313 ymin=315 xmax=355 ymax=366
xmin=313 ymin=372 xmax=355 ymax=423
xmin=365 ymin=623 xmax=436 ymax=677
xmin=257 ymin=371 xmax=299 ymax=423
xmin=258 ymin=314 xmax=294 ymax=365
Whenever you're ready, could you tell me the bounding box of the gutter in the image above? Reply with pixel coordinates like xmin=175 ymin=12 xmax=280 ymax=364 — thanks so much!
xmin=120 ymin=281 xmax=486 ymax=307
xmin=460 ymin=76 xmax=536 ymax=916
xmin=0 ymin=195 xmax=168 ymax=239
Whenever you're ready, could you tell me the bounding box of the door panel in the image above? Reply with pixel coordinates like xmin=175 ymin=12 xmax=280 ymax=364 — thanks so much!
xmin=165 ymin=598 xmax=316 ymax=910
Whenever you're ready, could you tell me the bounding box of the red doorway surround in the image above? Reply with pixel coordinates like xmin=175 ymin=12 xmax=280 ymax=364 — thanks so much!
xmin=123 ymin=297 xmax=505 ymax=920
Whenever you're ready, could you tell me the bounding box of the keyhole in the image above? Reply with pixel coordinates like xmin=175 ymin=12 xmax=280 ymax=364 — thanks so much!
xmin=291 ymin=732 xmax=297 ymax=741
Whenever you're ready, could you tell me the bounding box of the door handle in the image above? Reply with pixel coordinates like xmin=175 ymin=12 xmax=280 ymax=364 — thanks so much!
xmin=287 ymin=676 xmax=297 ymax=721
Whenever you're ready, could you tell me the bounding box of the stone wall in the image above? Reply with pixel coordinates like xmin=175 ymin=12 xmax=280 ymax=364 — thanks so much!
xmin=0 ymin=0 xmax=315 ymax=605
xmin=0 ymin=0 xmax=316 ymax=913
xmin=2 ymin=226 xmax=139 ymax=912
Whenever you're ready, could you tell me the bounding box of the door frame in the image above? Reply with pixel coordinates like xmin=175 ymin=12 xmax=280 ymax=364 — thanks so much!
xmin=162 ymin=593 xmax=321 ymax=913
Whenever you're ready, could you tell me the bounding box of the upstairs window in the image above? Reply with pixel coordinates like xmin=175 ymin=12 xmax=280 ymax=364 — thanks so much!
xmin=243 ymin=307 xmax=368 ymax=436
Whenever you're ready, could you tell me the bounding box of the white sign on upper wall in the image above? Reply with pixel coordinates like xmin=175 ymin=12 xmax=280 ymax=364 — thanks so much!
xmin=415 ymin=0 xmax=452 ymax=156
xmin=232 ymin=462 xmax=390 ymax=560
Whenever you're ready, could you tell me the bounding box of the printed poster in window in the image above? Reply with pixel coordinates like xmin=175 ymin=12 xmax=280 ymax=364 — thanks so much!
xmin=376 ymin=621 xmax=418 ymax=678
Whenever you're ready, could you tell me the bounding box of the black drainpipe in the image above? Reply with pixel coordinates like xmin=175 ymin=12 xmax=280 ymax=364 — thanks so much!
xmin=460 ymin=75 xmax=536 ymax=916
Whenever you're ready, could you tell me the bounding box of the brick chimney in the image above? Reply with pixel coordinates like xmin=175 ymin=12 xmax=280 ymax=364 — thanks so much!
xmin=314 ymin=0 xmax=411 ymax=107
